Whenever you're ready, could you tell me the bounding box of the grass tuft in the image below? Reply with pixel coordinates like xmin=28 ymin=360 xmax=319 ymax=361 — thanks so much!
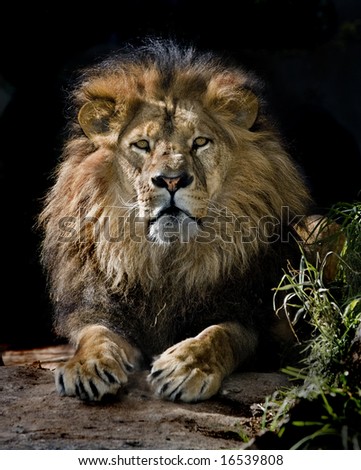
xmin=259 ymin=201 xmax=361 ymax=449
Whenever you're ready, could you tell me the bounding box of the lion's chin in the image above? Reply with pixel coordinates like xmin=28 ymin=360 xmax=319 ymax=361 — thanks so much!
xmin=148 ymin=209 xmax=199 ymax=244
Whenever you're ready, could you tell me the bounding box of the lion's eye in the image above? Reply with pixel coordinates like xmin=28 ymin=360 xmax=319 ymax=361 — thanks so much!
xmin=132 ymin=139 xmax=150 ymax=151
xmin=192 ymin=137 xmax=210 ymax=149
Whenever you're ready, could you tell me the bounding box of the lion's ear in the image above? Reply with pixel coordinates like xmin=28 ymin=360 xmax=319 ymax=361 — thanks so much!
xmin=217 ymin=89 xmax=259 ymax=129
xmin=206 ymin=74 xmax=259 ymax=129
xmin=234 ymin=90 xmax=259 ymax=129
xmin=78 ymin=100 xmax=116 ymax=140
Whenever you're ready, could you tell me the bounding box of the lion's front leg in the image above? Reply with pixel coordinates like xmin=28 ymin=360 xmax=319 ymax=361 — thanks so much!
xmin=55 ymin=325 xmax=141 ymax=401
xmin=148 ymin=322 xmax=258 ymax=403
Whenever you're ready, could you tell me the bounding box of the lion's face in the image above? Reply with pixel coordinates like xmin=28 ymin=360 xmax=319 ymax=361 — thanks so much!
xmin=118 ymin=99 xmax=229 ymax=244
xmin=77 ymin=73 xmax=260 ymax=247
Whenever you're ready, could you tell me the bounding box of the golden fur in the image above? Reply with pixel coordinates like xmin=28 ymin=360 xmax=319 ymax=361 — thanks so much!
xmin=39 ymin=39 xmax=312 ymax=402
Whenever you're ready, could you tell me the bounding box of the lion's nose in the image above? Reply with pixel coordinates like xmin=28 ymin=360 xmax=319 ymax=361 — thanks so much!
xmin=151 ymin=172 xmax=194 ymax=193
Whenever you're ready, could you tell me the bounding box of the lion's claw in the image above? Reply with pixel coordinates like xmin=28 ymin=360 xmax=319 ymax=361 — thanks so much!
xmin=55 ymin=355 xmax=127 ymax=401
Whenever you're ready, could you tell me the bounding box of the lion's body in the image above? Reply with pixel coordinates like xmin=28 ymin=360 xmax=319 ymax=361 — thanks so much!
xmin=40 ymin=39 xmax=312 ymax=402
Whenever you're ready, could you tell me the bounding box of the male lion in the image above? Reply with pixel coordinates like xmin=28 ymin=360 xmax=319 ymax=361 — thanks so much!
xmin=39 ymin=39 xmax=312 ymax=403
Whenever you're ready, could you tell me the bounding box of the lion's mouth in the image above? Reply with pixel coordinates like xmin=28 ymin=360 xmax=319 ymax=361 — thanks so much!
xmin=150 ymin=206 xmax=198 ymax=225
xmin=148 ymin=206 xmax=200 ymax=243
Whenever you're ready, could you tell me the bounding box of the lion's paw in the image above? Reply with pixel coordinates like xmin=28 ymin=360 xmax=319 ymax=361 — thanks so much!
xmin=148 ymin=338 xmax=223 ymax=402
xmin=55 ymin=341 xmax=135 ymax=401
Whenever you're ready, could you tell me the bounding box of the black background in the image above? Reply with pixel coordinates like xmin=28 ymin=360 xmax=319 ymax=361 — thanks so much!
xmin=1 ymin=0 xmax=360 ymax=348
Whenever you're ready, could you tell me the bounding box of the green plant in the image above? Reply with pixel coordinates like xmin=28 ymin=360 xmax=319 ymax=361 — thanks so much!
xmin=260 ymin=202 xmax=361 ymax=449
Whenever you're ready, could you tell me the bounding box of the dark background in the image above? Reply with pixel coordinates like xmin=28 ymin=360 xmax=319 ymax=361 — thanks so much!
xmin=1 ymin=0 xmax=360 ymax=349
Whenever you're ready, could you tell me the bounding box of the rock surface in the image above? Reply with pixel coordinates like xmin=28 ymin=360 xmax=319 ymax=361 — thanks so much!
xmin=0 ymin=347 xmax=290 ymax=450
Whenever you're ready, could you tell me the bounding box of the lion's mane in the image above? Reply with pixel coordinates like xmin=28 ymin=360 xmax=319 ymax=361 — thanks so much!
xmin=39 ymin=39 xmax=311 ymax=359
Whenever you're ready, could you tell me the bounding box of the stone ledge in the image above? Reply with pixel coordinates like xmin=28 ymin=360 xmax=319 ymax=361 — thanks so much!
xmin=0 ymin=346 xmax=290 ymax=450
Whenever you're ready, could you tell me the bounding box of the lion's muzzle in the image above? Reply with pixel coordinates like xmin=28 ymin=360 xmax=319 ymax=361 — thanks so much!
xmin=147 ymin=171 xmax=199 ymax=244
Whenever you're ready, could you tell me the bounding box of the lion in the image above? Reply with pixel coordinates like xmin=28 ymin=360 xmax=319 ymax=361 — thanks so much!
xmin=39 ymin=38 xmax=312 ymax=403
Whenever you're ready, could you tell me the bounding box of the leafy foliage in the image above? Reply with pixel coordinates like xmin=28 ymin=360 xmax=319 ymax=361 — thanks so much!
xmin=259 ymin=202 xmax=361 ymax=449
